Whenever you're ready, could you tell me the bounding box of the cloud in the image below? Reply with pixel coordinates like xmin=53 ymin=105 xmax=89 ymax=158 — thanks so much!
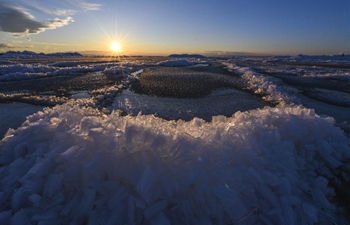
xmin=0 ymin=2 xmax=73 ymax=35
xmin=45 ymin=17 xmax=74 ymax=29
xmin=0 ymin=42 xmax=33 ymax=49
xmin=24 ymin=3 xmax=77 ymax=16
xmin=66 ymin=0 xmax=101 ymax=11
xmin=0 ymin=43 xmax=14 ymax=48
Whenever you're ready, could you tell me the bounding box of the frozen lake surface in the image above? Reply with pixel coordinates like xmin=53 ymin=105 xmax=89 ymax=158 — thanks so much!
xmin=112 ymin=88 xmax=269 ymax=121
xmin=0 ymin=56 xmax=350 ymax=224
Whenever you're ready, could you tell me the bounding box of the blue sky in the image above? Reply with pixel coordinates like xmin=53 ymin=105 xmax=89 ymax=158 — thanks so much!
xmin=0 ymin=0 xmax=348 ymax=56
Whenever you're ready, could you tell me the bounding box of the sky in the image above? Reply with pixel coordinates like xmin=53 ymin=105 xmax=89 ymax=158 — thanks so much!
xmin=0 ymin=0 xmax=349 ymax=56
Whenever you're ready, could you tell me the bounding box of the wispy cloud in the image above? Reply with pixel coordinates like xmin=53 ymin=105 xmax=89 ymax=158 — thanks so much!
xmin=0 ymin=42 xmax=33 ymax=49
xmin=0 ymin=2 xmax=73 ymax=35
xmin=24 ymin=2 xmax=77 ymax=16
xmin=66 ymin=0 xmax=101 ymax=11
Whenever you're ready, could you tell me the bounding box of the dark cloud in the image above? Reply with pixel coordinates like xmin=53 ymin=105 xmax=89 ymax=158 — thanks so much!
xmin=0 ymin=2 xmax=73 ymax=35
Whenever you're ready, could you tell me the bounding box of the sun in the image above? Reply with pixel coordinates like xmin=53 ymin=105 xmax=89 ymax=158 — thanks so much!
xmin=110 ymin=41 xmax=121 ymax=52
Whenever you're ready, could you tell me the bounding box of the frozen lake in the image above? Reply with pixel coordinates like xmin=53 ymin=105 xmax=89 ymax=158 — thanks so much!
xmin=1 ymin=56 xmax=350 ymax=224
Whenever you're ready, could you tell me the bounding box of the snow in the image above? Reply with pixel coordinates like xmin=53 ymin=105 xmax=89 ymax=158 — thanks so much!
xmin=0 ymin=101 xmax=349 ymax=224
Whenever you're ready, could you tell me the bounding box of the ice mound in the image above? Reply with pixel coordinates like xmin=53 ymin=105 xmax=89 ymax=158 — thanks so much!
xmin=224 ymin=63 xmax=300 ymax=106
xmin=102 ymin=67 xmax=128 ymax=76
xmin=157 ymin=59 xmax=195 ymax=67
xmin=1 ymin=102 xmax=350 ymax=224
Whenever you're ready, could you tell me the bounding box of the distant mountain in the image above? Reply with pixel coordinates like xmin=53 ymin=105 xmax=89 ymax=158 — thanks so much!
xmin=0 ymin=51 xmax=83 ymax=59
xmin=168 ymin=54 xmax=206 ymax=59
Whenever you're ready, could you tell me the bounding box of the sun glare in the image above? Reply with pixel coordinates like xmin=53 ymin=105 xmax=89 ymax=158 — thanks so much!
xmin=110 ymin=41 xmax=121 ymax=52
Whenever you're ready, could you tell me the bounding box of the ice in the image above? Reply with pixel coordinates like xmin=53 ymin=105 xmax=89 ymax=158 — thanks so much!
xmin=0 ymin=100 xmax=349 ymax=224
xmin=1 ymin=54 xmax=350 ymax=224
xmin=0 ymin=103 xmax=44 ymax=139
xmin=157 ymin=59 xmax=195 ymax=67
xmin=11 ymin=209 xmax=31 ymax=225
xmin=270 ymin=54 xmax=350 ymax=64
xmin=223 ymin=62 xmax=301 ymax=106
xmin=0 ymin=59 xmax=140 ymax=81
xmin=144 ymin=200 xmax=168 ymax=221
xmin=0 ymin=210 xmax=12 ymax=224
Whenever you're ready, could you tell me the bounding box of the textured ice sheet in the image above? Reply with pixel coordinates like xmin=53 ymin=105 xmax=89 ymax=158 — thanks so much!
xmin=112 ymin=88 xmax=268 ymax=121
xmin=1 ymin=101 xmax=349 ymax=224
xmin=131 ymin=67 xmax=243 ymax=98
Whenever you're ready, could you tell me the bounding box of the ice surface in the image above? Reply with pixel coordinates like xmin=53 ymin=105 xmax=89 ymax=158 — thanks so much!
xmin=157 ymin=59 xmax=196 ymax=67
xmin=112 ymin=88 xmax=268 ymax=121
xmin=0 ymin=60 xmax=140 ymax=81
xmin=0 ymin=100 xmax=349 ymax=224
xmin=270 ymin=54 xmax=350 ymax=64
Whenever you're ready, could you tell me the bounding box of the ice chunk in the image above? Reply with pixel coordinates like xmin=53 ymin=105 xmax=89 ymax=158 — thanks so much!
xmin=144 ymin=200 xmax=168 ymax=221
xmin=212 ymin=184 xmax=249 ymax=223
xmin=11 ymin=209 xmax=31 ymax=225
xmin=43 ymin=173 xmax=64 ymax=198
xmin=150 ymin=212 xmax=170 ymax=225
xmin=0 ymin=210 xmax=12 ymax=224
xmin=281 ymin=195 xmax=296 ymax=224
xmin=108 ymin=187 xmax=128 ymax=210
xmin=135 ymin=166 xmax=158 ymax=202
xmin=302 ymin=202 xmax=318 ymax=224
xmin=32 ymin=212 xmax=58 ymax=221
xmin=78 ymin=189 xmax=96 ymax=216
xmin=317 ymin=140 xmax=333 ymax=156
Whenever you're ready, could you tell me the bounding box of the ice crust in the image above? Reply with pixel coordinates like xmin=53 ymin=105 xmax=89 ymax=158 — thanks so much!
xmin=1 ymin=101 xmax=350 ymax=224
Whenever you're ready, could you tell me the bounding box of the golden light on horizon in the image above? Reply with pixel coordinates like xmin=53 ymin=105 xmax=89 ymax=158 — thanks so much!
xmin=110 ymin=41 xmax=122 ymax=52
